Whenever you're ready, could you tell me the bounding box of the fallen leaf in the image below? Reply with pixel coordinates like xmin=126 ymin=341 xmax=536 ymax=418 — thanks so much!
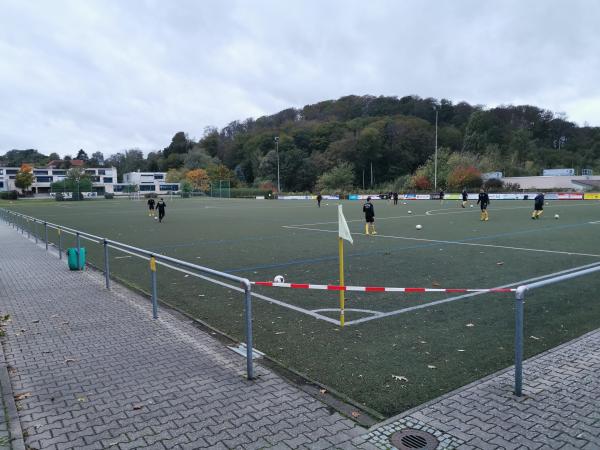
xmin=32 ymin=320 xmax=40 ymax=324
xmin=133 ymin=404 xmax=143 ymax=410
xmin=496 ymin=261 xmax=504 ymax=265
xmin=61 ymin=322 xmax=69 ymax=325
xmin=274 ymin=331 xmax=285 ymax=335
xmin=419 ymin=340 xmax=427 ymax=344
xmin=427 ymin=365 xmax=437 ymax=369
xmin=432 ymin=282 xmax=440 ymax=287
xmin=392 ymin=374 xmax=408 ymax=382
xmin=14 ymin=392 xmax=31 ymax=401
xmin=64 ymin=359 xmax=76 ymax=364
xmin=530 ymin=335 xmax=540 ymax=340
xmin=457 ymin=349 xmax=466 ymax=352
xmin=77 ymin=396 xmax=86 ymax=402
xmin=466 ymin=323 xmax=475 ymax=327
xmin=351 ymin=411 xmax=361 ymax=418
xmin=319 ymin=389 xmax=327 ymax=395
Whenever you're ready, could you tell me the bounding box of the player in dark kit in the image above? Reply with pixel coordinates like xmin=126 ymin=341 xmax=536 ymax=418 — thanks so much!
xmin=439 ymin=189 xmax=445 ymax=205
xmin=532 ymin=193 xmax=545 ymax=219
xmin=363 ymin=197 xmax=376 ymax=235
xmin=477 ymin=189 xmax=490 ymax=221
xmin=393 ymin=192 xmax=399 ymax=205
xmin=461 ymin=189 xmax=468 ymax=208
xmin=156 ymin=198 xmax=166 ymax=223
xmin=147 ymin=198 xmax=156 ymax=216
xmin=316 ymin=193 xmax=322 ymax=207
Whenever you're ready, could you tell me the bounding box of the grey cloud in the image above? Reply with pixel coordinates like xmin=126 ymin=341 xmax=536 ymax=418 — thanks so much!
xmin=1 ymin=0 xmax=599 ymax=157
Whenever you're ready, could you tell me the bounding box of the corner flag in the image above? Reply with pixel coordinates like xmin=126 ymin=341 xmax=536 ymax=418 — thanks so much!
xmin=338 ymin=205 xmax=353 ymax=244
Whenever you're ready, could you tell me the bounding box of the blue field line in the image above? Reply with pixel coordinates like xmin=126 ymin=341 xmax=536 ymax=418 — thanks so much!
xmin=223 ymin=220 xmax=600 ymax=274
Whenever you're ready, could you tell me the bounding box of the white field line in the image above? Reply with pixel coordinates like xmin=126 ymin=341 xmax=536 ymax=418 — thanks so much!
xmin=286 ymin=202 xmax=594 ymax=227
xmin=589 ymin=221 xmax=600 ymax=224
xmin=283 ymin=226 xmax=600 ymax=258
xmin=344 ymin=260 xmax=600 ymax=326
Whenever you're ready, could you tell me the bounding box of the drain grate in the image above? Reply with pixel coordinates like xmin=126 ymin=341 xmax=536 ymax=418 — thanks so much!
xmin=390 ymin=429 xmax=439 ymax=450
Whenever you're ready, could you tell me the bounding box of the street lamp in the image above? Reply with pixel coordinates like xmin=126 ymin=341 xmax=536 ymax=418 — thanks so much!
xmin=433 ymin=106 xmax=439 ymax=191
xmin=274 ymin=136 xmax=280 ymax=192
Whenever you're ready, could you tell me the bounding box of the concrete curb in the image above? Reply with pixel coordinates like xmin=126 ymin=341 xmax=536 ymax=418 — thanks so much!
xmin=0 ymin=339 xmax=25 ymax=450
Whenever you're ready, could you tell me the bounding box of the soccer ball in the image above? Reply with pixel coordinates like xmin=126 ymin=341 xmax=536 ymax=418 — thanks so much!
xmin=470 ymin=204 xmax=474 ymax=208
xmin=554 ymin=214 xmax=559 ymax=219
xmin=416 ymin=225 xmax=422 ymax=230
xmin=154 ymin=216 xmax=158 ymax=221
xmin=273 ymin=275 xmax=285 ymax=283
xmin=402 ymin=202 xmax=407 ymax=205
xmin=408 ymin=210 xmax=412 ymax=214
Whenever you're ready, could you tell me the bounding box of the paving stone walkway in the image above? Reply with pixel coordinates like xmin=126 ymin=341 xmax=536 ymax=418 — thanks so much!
xmin=0 ymin=222 xmax=371 ymax=449
xmin=1 ymin=219 xmax=600 ymax=449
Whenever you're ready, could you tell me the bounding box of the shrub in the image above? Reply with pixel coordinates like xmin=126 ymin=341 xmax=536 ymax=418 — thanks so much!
xmin=181 ymin=192 xmax=191 ymax=198
xmin=483 ymin=178 xmax=503 ymax=191
xmin=104 ymin=193 xmax=114 ymax=199
xmin=0 ymin=190 xmax=18 ymax=200
xmin=447 ymin=166 xmax=482 ymax=190
xmin=55 ymin=193 xmax=65 ymax=201
xmin=412 ymin=175 xmax=432 ymax=191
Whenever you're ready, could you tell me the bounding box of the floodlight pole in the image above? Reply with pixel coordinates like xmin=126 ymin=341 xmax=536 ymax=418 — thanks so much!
xmin=434 ymin=107 xmax=438 ymax=191
xmin=275 ymin=136 xmax=280 ymax=192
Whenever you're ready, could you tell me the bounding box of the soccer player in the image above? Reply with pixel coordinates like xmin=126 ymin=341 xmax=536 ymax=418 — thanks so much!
xmin=147 ymin=197 xmax=156 ymax=216
xmin=532 ymin=193 xmax=545 ymax=219
xmin=156 ymin=198 xmax=166 ymax=223
xmin=316 ymin=193 xmax=322 ymax=208
xmin=393 ymin=192 xmax=399 ymax=205
xmin=477 ymin=188 xmax=490 ymax=221
xmin=461 ymin=189 xmax=468 ymax=208
xmin=363 ymin=196 xmax=376 ymax=235
xmin=439 ymin=189 xmax=445 ymax=205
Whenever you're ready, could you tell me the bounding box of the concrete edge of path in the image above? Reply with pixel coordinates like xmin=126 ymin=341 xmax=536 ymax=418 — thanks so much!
xmin=371 ymin=325 xmax=600 ymax=432
xmin=0 ymin=339 xmax=25 ymax=450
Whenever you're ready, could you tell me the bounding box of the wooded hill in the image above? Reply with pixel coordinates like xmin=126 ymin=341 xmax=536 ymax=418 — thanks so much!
xmin=3 ymin=95 xmax=600 ymax=192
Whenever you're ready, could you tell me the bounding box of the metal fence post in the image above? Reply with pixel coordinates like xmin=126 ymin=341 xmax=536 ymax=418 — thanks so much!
xmin=244 ymin=280 xmax=254 ymax=380
xmin=44 ymin=222 xmax=48 ymax=251
xmin=34 ymin=220 xmax=38 ymax=244
xmin=76 ymin=232 xmax=82 ymax=270
xmin=150 ymin=255 xmax=158 ymax=319
xmin=514 ymin=286 xmax=527 ymax=397
xmin=103 ymin=239 xmax=110 ymax=289
xmin=26 ymin=219 xmax=30 ymax=238
xmin=58 ymin=228 xmax=62 ymax=260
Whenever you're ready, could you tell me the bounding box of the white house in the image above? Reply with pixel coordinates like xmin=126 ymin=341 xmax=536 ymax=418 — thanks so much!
xmin=0 ymin=166 xmax=118 ymax=194
xmin=120 ymin=171 xmax=179 ymax=194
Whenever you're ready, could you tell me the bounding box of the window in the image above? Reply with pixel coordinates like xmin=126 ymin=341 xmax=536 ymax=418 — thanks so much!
xmin=33 ymin=170 xmax=48 ymax=175
xmin=85 ymin=169 xmax=96 ymax=174
xmin=98 ymin=169 xmax=106 ymax=175
xmin=159 ymin=184 xmax=179 ymax=191
xmin=139 ymin=184 xmax=155 ymax=191
xmin=9 ymin=176 xmax=15 ymax=179
xmin=103 ymin=177 xmax=113 ymax=183
xmin=0 ymin=182 xmax=3 ymax=188
xmin=35 ymin=176 xmax=53 ymax=183
xmin=91 ymin=176 xmax=100 ymax=183
xmin=0 ymin=169 xmax=3 ymax=175
xmin=154 ymin=174 xmax=164 ymax=179
xmin=52 ymin=170 xmax=66 ymax=175
xmin=6 ymin=169 xmax=17 ymax=175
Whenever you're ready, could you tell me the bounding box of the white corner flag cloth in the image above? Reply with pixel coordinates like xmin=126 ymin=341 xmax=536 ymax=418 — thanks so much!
xmin=338 ymin=204 xmax=353 ymax=244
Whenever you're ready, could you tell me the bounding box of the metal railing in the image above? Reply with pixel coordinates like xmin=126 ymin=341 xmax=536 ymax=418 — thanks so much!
xmin=513 ymin=264 xmax=600 ymax=396
xmin=0 ymin=208 xmax=256 ymax=380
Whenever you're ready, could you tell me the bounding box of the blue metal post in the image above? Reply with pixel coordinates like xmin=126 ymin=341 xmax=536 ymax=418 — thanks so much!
xmin=58 ymin=228 xmax=62 ymax=259
xmin=76 ymin=232 xmax=82 ymax=270
xmin=34 ymin=220 xmax=38 ymax=244
xmin=244 ymin=280 xmax=254 ymax=380
xmin=44 ymin=222 xmax=48 ymax=251
xmin=150 ymin=255 xmax=158 ymax=319
xmin=103 ymin=239 xmax=110 ymax=289
xmin=514 ymin=286 xmax=526 ymax=397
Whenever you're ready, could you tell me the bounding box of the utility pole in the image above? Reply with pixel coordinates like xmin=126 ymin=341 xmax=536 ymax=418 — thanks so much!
xmin=434 ymin=106 xmax=439 ymax=191
xmin=274 ymin=136 xmax=280 ymax=192
xmin=370 ymin=162 xmax=373 ymax=188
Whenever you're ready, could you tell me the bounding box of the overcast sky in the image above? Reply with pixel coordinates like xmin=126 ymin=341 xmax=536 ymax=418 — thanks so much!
xmin=1 ymin=0 xmax=599 ymax=157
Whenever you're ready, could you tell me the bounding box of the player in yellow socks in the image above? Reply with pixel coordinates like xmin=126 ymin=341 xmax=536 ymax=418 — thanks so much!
xmin=532 ymin=193 xmax=545 ymax=219
xmin=477 ymin=188 xmax=490 ymax=221
xmin=362 ymin=197 xmax=376 ymax=235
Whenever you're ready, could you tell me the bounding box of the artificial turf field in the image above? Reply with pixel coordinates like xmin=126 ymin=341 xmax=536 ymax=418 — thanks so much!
xmin=3 ymin=196 xmax=600 ymax=417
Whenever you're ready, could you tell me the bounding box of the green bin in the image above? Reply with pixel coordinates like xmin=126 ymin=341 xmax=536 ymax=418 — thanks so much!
xmin=66 ymin=247 xmax=86 ymax=270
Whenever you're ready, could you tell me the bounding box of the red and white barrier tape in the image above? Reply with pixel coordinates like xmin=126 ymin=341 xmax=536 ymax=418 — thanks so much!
xmin=252 ymin=282 xmax=516 ymax=293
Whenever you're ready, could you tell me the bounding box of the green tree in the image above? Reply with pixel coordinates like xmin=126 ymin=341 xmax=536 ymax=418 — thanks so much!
xmin=315 ymin=163 xmax=355 ymax=193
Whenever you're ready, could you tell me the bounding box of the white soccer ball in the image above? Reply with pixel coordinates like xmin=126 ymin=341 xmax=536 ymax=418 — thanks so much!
xmin=408 ymin=210 xmax=412 ymax=214
xmin=416 ymin=224 xmax=422 ymax=230
xmin=554 ymin=214 xmax=559 ymax=219
xmin=470 ymin=204 xmax=474 ymax=208
xmin=273 ymin=275 xmax=285 ymax=283
xmin=402 ymin=202 xmax=407 ymax=205
xmin=154 ymin=216 xmax=158 ymax=220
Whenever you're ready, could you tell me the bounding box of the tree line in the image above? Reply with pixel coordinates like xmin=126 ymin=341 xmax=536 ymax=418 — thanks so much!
xmin=2 ymin=95 xmax=600 ymax=193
